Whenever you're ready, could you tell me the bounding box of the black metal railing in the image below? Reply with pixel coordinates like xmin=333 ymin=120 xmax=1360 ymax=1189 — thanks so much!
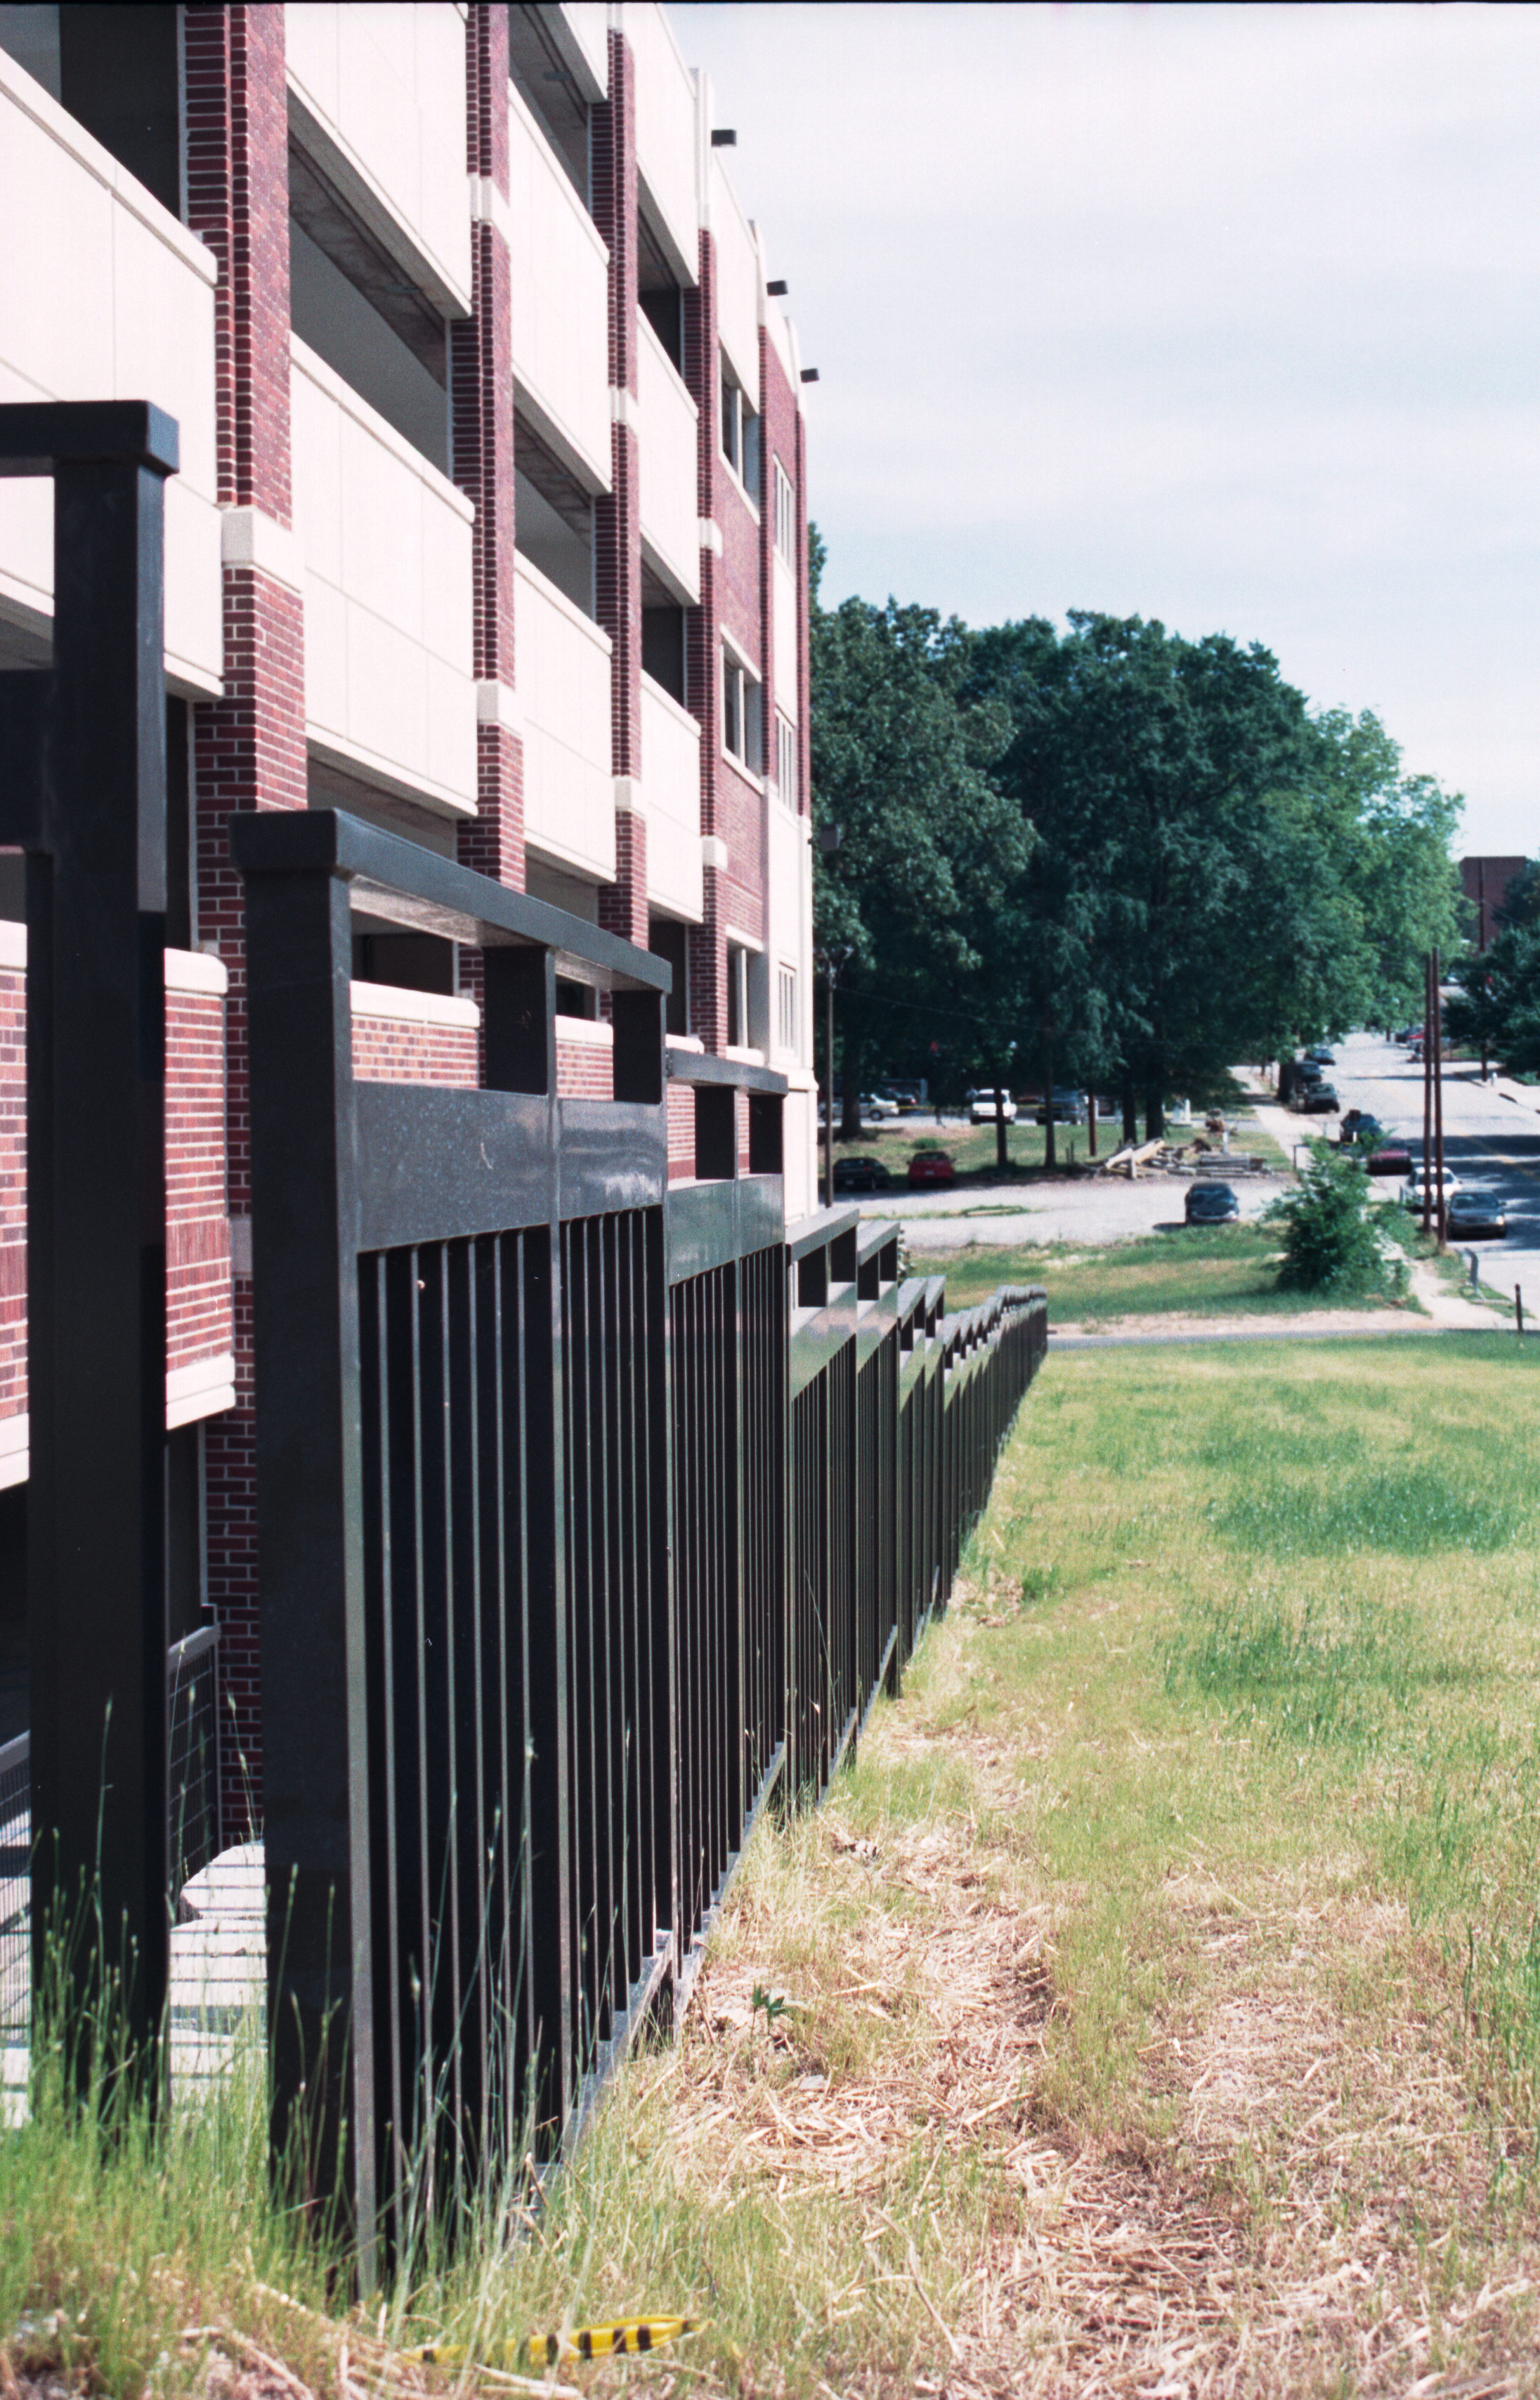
xmin=235 ymin=807 xmax=1049 ymax=2264
xmin=0 ymin=1624 xmax=223 ymax=2050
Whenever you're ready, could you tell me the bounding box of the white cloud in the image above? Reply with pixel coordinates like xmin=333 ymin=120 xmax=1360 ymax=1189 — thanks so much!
xmin=674 ymin=0 xmax=1540 ymax=848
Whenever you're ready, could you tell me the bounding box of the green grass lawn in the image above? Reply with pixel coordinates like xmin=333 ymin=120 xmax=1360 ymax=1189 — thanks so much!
xmin=929 ymin=1220 xmax=1414 ymax=1323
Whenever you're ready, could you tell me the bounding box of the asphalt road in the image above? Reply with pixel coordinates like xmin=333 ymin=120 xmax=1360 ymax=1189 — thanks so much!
xmin=1298 ymin=1029 xmax=1540 ymax=1321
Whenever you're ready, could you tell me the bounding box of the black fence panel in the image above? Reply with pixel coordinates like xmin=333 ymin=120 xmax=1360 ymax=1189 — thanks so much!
xmin=561 ymin=1207 xmax=671 ymax=2130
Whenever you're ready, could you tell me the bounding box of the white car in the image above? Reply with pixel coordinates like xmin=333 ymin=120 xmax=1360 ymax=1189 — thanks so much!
xmin=968 ymin=1088 xmax=1018 ymax=1125
xmin=1398 ymin=1166 xmax=1463 ymax=1211
xmin=860 ymin=1093 xmax=899 ymax=1120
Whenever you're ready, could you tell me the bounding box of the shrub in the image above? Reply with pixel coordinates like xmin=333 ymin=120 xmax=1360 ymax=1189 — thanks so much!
xmin=1266 ymin=1140 xmax=1396 ymax=1296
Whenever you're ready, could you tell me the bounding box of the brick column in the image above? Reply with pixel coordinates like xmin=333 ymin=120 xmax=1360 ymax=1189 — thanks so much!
xmin=453 ymin=6 xmax=525 ymax=896
xmin=185 ymin=1 xmax=304 ymax=1833
xmin=592 ymin=27 xmax=648 ymax=951
xmin=684 ymin=233 xmax=726 ymax=1051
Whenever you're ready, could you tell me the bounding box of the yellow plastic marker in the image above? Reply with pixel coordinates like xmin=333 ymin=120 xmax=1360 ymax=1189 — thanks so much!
xmin=404 ymin=2316 xmax=703 ymax=2371
xmin=527 ymin=2317 xmax=703 ymax=2365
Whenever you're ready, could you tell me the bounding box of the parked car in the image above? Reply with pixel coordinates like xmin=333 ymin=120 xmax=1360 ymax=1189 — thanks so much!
xmin=1033 ymin=1087 xmax=1085 ymax=1125
xmin=860 ymin=1092 xmax=899 ymax=1120
xmin=1446 ymin=1187 xmax=1508 ymax=1239
xmin=1304 ymin=1045 xmax=1336 ymax=1066
xmin=968 ymin=1088 xmax=1018 ymax=1124
xmin=1394 ymin=1026 xmax=1415 ymax=1045
xmin=1366 ymin=1142 xmax=1412 ymax=1178
xmin=1339 ymin=1110 xmax=1384 ymax=1145
xmin=1398 ymin=1165 xmax=1463 ymax=1211
xmin=1293 ymin=1059 xmax=1324 ymax=1086
xmin=832 ymin=1154 xmax=893 ymax=1194
xmin=1298 ymin=1082 xmax=1340 ymax=1113
xmin=1185 ymin=1181 xmax=1241 ymax=1225
xmin=907 ymin=1147 xmax=955 ymax=1186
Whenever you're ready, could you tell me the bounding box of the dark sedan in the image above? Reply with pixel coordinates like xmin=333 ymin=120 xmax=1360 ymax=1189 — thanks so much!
xmin=832 ymin=1154 xmax=893 ymax=1194
xmin=1185 ymin=1181 xmax=1241 ymax=1225
xmin=1339 ymin=1110 xmax=1384 ymax=1145
xmin=1298 ymin=1083 xmax=1339 ymax=1113
xmin=1446 ymin=1188 xmax=1508 ymax=1239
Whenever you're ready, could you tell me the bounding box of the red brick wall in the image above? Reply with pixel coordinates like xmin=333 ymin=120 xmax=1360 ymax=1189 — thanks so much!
xmin=556 ymin=1027 xmax=615 ymax=1100
xmin=352 ymin=1012 xmax=481 ymax=1086
xmin=667 ymin=1078 xmax=694 ymax=1180
xmin=185 ymin=2 xmax=301 ymax=1832
xmin=166 ymin=985 xmax=233 ymax=1374
xmin=594 ymin=28 xmax=646 ymax=952
xmin=454 ymin=8 xmax=526 ymax=893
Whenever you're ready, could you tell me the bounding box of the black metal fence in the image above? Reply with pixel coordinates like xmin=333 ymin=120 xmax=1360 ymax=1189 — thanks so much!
xmin=233 ymin=808 xmax=1048 ymax=2264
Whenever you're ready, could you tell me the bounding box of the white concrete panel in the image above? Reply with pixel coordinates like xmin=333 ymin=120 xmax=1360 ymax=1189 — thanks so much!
xmin=637 ymin=315 xmax=700 ymax=606
xmin=783 ymin=1082 xmax=818 ymax=1227
xmin=641 ymin=674 xmax=703 ymax=922
xmin=710 ymin=155 xmax=760 ymax=402
xmin=293 ymin=337 xmax=476 ymax=816
xmin=773 ymin=553 xmax=798 ymax=722
xmin=507 ymin=77 xmax=611 ymax=492
xmin=286 ymin=2 xmax=471 ymax=315
xmin=516 ymin=555 xmax=615 ymax=882
xmin=0 ymin=50 xmax=221 ymax=691
xmin=559 ymin=4 xmax=610 ymax=99
xmin=630 ymin=4 xmax=698 ymax=285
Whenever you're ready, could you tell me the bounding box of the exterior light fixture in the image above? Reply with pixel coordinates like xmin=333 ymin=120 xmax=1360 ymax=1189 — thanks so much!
xmin=767 ymin=278 xmax=788 ymax=296
xmin=711 ymin=128 xmax=736 ymax=146
xmin=800 ymin=368 xmax=819 ymax=384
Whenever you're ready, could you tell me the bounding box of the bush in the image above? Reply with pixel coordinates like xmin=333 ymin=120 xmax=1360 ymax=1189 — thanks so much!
xmin=1267 ymin=1140 xmax=1397 ymax=1296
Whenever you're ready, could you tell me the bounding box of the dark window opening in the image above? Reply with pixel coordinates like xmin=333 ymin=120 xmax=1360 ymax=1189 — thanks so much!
xmin=351 ymin=923 xmax=456 ymax=996
xmin=289 ymin=139 xmax=450 ymax=471
xmin=727 ymin=941 xmax=750 ymax=1049
xmin=648 ymin=913 xmax=689 ymax=1038
xmin=554 ymin=977 xmax=598 ymax=1020
xmin=516 ymin=416 xmax=595 ymax=615
xmin=641 ymin=571 xmax=686 ymax=705
xmin=509 ymin=4 xmax=591 ymax=206
xmin=0 ymin=6 xmax=181 ymax=219
xmin=639 ymin=205 xmax=684 ymax=373
xmin=167 ymin=695 xmax=192 ymax=952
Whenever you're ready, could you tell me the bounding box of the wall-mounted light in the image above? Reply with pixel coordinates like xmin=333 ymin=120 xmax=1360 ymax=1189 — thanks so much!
xmin=711 ymin=129 xmax=737 ymax=147
xmin=800 ymin=368 xmax=820 ymax=384
xmin=815 ymin=824 xmax=841 ymax=854
xmin=766 ymin=278 xmax=788 ymax=297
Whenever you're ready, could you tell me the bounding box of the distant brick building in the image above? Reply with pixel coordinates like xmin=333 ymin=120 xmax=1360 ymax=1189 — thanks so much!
xmin=1461 ymin=856 xmax=1529 ymax=950
xmin=0 ymin=1 xmax=817 ymax=1821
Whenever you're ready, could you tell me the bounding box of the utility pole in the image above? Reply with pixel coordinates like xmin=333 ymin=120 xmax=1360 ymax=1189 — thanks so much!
xmin=1432 ymin=944 xmax=1447 ymax=1249
xmin=816 ymin=941 xmax=851 ymax=1211
xmin=1421 ymin=951 xmax=1434 ymax=1242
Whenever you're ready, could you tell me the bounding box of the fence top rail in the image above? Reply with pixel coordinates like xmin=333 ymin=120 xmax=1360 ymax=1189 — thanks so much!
xmin=855 ymin=1215 xmax=899 ymax=1266
xmin=666 ymin=1049 xmax=787 ymax=1097
xmin=785 ymin=1203 xmax=862 ymax=1262
xmin=169 ymin=1623 xmax=219 ymax=1671
xmin=232 ymin=808 xmax=670 ymax=996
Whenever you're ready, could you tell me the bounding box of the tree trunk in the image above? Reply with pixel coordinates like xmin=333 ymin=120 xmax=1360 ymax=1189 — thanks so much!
xmin=995 ymin=1083 xmax=1010 ymax=1174
xmin=1086 ymin=1094 xmax=1098 ymax=1158
xmin=1144 ymin=1085 xmax=1165 ymax=1142
xmin=1121 ymin=1081 xmax=1139 ymax=1144
xmin=840 ymin=1078 xmax=862 ymax=1141
xmin=1042 ymin=1034 xmax=1057 ymax=1171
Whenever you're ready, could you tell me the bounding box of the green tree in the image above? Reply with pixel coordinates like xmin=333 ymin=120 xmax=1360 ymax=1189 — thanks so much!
xmin=809 ymin=531 xmax=1027 ymax=1139
xmin=1447 ymin=919 xmax=1540 ymax=1075
xmin=1267 ymin=1140 xmax=1397 ymax=1297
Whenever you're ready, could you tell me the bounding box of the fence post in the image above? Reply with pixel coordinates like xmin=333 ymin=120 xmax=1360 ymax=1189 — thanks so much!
xmin=0 ymin=401 xmax=178 ymax=2101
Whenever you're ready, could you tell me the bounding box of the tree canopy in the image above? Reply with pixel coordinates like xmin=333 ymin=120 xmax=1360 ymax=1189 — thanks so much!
xmin=809 ymin=557 xmax=1466 ymax=1135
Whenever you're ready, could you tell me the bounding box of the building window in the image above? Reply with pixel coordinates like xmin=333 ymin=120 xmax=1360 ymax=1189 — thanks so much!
xmin=723 ymin=650 xmax=762 ymax=773
xmin=289 ymin=141 xmax=450 ymax=470
xmin=648 ymin=913 xmax=690 ymax=1038
xmin=774 ymin=459 xmax=797 ymax=564
xmin=720 ymin=356 xmax=760 ymax=493
xmin=727 ymin=941 xmax=750 ymax=1050
xmin=775 ymin=712 xmax=797 ymax=809
xmin=777 ymin=964 xmax=797 ymax=1056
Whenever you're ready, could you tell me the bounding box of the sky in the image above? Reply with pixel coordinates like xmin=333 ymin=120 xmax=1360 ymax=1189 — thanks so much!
xmin=675 ymin=1 xmax=1540 ymax=856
